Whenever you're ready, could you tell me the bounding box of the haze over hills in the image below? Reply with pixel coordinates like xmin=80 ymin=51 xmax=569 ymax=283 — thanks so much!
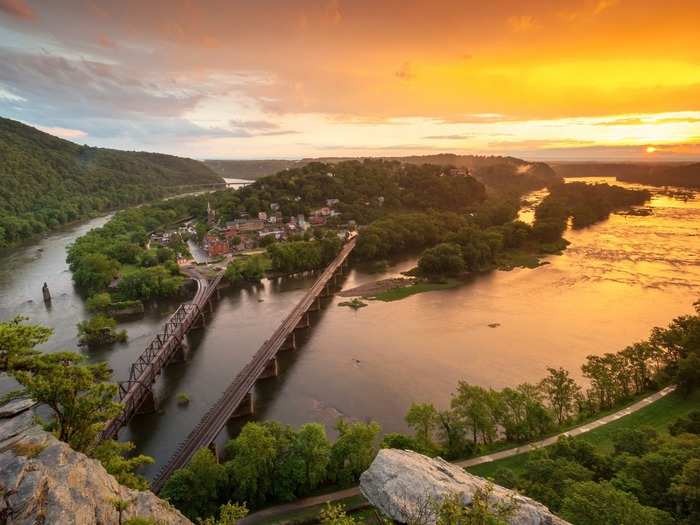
xmin=0 ymin=117 xmax=222 ymax=247
xmin=205 ymin=154 xmax=561 ymax=194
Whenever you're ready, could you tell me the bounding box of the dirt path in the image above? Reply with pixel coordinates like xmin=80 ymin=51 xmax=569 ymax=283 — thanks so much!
xmin=238 ymin=385 xmax=676 ymax=525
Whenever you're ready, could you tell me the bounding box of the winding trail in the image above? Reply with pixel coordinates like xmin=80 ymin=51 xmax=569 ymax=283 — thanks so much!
xmin=239 ymin=385 xmax=676 ymax=525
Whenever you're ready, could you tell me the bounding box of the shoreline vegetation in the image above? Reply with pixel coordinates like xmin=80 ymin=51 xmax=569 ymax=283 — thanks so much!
xmin=151 ymin=297 xmax=699 ymax=523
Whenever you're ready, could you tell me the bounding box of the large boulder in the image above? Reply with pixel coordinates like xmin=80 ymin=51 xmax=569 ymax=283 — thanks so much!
xmin=360 ymin=449 xmax=569 ymax=525
xmin=0 ymin=409 xmax=192 ymax=525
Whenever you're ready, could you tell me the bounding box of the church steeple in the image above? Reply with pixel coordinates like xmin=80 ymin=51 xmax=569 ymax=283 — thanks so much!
xmin=207 ymin=200 xmax=216 ymax=226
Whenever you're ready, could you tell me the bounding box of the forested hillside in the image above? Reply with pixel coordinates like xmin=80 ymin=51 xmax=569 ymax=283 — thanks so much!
xmin=0 ymin=117 xmax=222 ymax=247
xmin=205 ymin=154 xmax=561 ymax=192
xmin=616 ymin=162 xmax=700 ymax=188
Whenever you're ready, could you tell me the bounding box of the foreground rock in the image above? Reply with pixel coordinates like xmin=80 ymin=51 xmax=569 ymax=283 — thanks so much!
xmin=360 ymin=449 xmax=569 ymax=525
xmin=0 ymin=407 xmax=192 ymax=525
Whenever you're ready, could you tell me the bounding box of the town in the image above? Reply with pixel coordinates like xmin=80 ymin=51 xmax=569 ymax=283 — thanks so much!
xmin=149 ymin=194 xmax=355 ymax=271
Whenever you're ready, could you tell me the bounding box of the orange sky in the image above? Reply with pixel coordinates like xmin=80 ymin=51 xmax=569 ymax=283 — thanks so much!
xmin=1 ymin=0 xmax=699 ymax=159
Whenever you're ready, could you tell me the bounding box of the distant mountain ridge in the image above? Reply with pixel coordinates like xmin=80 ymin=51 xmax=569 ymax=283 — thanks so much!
xmin=616 ymin=162 xmax=700 ymax=188
xmin=0 ymin=117 xmax=222 ymax=247
xmin=205 ymin=154 xmax=561 ymax=193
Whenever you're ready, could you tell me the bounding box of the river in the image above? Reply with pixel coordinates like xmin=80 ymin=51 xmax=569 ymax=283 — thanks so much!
xmin=1 ymin=177 xmax=698 ymax=478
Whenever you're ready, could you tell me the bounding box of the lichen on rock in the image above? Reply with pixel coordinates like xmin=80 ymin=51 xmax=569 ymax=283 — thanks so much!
xmin=360 ymin=448 xmax=570 ymax=525
xmin=0 ymin=407 xmax=192 ymax=525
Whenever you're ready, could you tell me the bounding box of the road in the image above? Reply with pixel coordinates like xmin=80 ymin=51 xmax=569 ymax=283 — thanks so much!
xmin=239 ymin=385 xmax=676 ymax=525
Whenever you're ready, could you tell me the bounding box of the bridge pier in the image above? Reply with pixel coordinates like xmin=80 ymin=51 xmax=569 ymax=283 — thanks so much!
xmin=136 ymin=388 xmax=158 ymax=415
xmin=309 ymin=297 xmax=321 ymax=312
xmin=281 ymin=332 xmax=296 ymax=351
xmin=296 ymin=312 xmax=311 ymax=329
xmin=230 ymin=392 xmax=254 ymax=419
xmin=208 ymin=442 xmax=219 ymax=463
xmin=259 ymin=357 xmax=279 ymax=379
xmin=171 ymin=337 xmax=190 ymax=363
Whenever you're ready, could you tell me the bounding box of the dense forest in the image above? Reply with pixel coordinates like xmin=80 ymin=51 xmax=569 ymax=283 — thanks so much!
xmin=0 ymin=117 xmax=222 ymax=248
xmin=206 ymin=159 xmax=488 ymax=225
xmin=205 ymin=154 xmax=562 ymax=193
xmin=616 ymin=162 xmax=700 ymax=188
xmin=532 ymin=182 xmax=651 ymax=242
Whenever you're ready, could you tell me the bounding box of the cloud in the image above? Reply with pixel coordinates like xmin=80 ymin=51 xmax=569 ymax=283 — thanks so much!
xmin=98 ymin=34 xmax=116 ymax=48
xmin=0 ymin=0 xmax=34 ymax=20
xmin=34 ymin=125 xmax=87 ymax=139
xmin=436 ymin=114 xmax=512 ymax=124
xmin=593 ymin=0 xmax=619 ymax=15
xmin=228 ymin=119 xmax=299 ymax=137
xmin=487 ymin=138 xmax=596 ymax=149
xmin=507 ymin=15 xmax=540 ymax=33
xmin=423 ymin=133 xmax=472 ymax=140
xmin=229 ymin=119 xmax=280 ymax=131
xmin=596 ymin=116 xmax=700 ymax=126
xmin=0 ymin=48 xmax=205 ymax=118
xmin=394 ymin=62 xmax=414 ymax=81
xmin=595 ymin=117 xmax=645 ymax=126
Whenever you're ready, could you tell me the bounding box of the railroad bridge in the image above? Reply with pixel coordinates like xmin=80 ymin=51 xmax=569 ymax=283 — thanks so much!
xmin=100 ymin=271 xmax=224 ymax=441
xmin=151 ymin=235 xmax=357 ymax=493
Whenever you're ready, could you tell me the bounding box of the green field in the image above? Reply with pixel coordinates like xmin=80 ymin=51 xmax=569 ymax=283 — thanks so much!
xmin=467 ymin=389 xmax=700 ymax=479
xmin=371 ymin=279 xmax=462 ymax=301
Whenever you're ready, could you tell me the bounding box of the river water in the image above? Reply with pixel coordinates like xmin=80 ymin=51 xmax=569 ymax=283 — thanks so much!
xmin=1 ymin=177 xmax=698 ymax=478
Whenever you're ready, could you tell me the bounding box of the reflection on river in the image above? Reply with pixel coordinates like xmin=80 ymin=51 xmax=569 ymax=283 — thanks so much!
xmin=1 ymin=177 xmax=698 ymax=478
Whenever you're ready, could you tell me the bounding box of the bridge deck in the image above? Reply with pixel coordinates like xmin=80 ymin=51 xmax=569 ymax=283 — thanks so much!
xmin=101 ymin=272 xmax=223 ymax=441
xmin=151 ymin=237 xmax=356 ymax=492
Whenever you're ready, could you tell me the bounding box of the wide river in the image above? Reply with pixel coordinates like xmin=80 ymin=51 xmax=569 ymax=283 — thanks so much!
xmin=1 ymin=177 xmax=698 ymax=478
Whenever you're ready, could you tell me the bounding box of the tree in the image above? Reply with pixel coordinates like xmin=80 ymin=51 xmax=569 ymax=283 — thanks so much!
xmin=10 ymin=352 xmax=120 ymax=452
xmin=111 ymin=498 xmax=131 ymax=525
xmin=93 ymin=440 xmax=154 ymax=490
xmin=72 ymin=253 xmax=119 ymax=294
xmin=436 ymin=409 xmax=470 ymax=459
xmin=676 ymin=352 xmax=700 ymax=397
xmin=199 ymin=502 xmax=250 ymax=525
xmin=161 ymin=448 xmax=227 ymax=521
xmin=405 ymin=403 xmax=439 ymax=454
xmin=85 ymin=292 xmax=112 ymax=313
xmin=417 ymin=243 xmax=465 ymax=277
xmin=520 ymin=456 xmax=594 ymax=511
xmin=435 ymin=486 xmax=518 ymax=525
xmin=560 ymin=481 xmax=674 ymax=525
xmin=451 ymin=383 xmax=498 ymax=446
xmin=293 ymin=423 xmax=331 ymax=493
xmin=539 ymin=367 xmax=580 ymax=425
xmin=224 ymin=422 xmax=278 ymax=506
xmin=0 ymin=315 xmax=52 ymax=371
xmin=612 ymin=427 xmax=660 ymax=457
xmin=494 ymin=384 xmax=553 ymax=443
xmin=319 ymin=503 xmax=359 ymax=525
xmin=669 ymin=410 xmax=700 ymax=436
xmin=76 ymin=314 xmax=127 ymax=348
xmin=669 ymin=458 xmax=700 ymax=523
xmin=328 ymin=419 xmax=381 ymax=486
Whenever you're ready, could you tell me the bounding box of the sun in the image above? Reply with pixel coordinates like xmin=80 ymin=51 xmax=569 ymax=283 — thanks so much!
xmin=646 ymin=146 xmax=657 ymax=154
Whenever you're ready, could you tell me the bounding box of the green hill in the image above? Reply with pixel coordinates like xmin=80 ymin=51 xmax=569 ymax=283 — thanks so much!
xmin=0 ymin=117 xmax=222 ymax=247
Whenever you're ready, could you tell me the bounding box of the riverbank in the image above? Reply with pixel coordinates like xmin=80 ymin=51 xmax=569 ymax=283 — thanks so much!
xmin=238 ymin=385 xmax=680 ymax=525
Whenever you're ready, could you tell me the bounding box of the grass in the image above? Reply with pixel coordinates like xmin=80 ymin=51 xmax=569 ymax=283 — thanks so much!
xmin=338 ymin=298 xmax=368 ymax=309
xmin=496 ymin=251 xmax=546 ymax=270
xmin=467 ymin=389 xmax=700 ymax=479
xmin=371 ymin=279 xmax=462 ymax=302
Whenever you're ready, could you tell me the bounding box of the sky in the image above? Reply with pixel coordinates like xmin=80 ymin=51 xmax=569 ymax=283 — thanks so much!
xmin=1 ymin=0 xmax=700 ymax=161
